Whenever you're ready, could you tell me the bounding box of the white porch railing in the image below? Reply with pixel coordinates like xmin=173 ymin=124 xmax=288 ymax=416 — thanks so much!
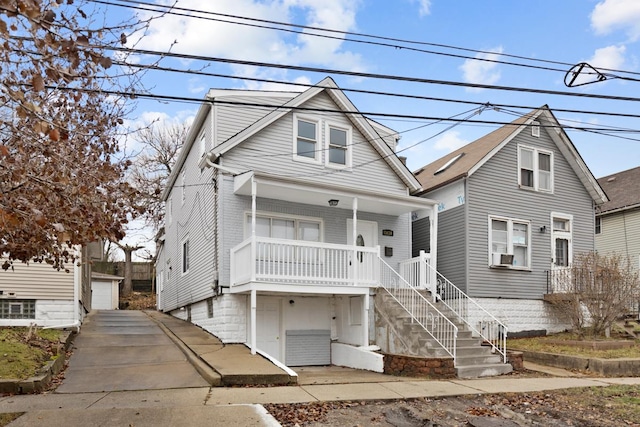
xmin=379 ymin=258 xmax=458 ymax=362
xmin=398 ymin=251 xmax=433 ymax=292
xmin=230 ymin=237 xmax=378 ymax=287
xmin=401 ymin=251 xmax=508 ymax=363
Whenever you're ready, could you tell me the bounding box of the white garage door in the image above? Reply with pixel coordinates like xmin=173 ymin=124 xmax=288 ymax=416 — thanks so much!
xmin=92 ymin=281 xmax=114 ymax=310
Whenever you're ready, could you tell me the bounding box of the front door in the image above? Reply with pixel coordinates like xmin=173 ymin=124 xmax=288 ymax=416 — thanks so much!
xmin=346 ymin=220 xmax=378 ymax=282
xmin=256 ymin=297 xmax=281 ymax=359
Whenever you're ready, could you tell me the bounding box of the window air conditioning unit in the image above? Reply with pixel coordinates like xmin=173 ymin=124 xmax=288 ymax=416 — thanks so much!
xmin=492 ymin=253 xmax=514 ymax=267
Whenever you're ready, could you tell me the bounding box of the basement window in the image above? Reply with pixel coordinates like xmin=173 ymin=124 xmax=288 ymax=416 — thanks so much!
xmin=0 ymin=300 xmax=36 ymax=319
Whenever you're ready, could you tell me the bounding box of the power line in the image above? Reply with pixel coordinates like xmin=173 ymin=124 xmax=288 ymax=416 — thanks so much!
xmin=102 ymin=44 xmax=640 ymax=104
xmin=92 ymin=0 xmax=640 ymax=79
xmin=113 ymin=59 xmax=640 ymax=122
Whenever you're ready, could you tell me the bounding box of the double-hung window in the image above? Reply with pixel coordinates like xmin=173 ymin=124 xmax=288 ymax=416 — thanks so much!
xmin=326 ymin=123 xmax=351 ymax=167
xmin=294 ymin=116 xmax=319 ymax=162
xmin=518 ymin=145 xmax=553 ymax=192
xmin=489 ymin=216 xmax=531 ymax=269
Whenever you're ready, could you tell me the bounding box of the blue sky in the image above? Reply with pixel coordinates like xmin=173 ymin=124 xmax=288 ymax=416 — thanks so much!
xmin=112 ymin=0 xmax=640 ymax=252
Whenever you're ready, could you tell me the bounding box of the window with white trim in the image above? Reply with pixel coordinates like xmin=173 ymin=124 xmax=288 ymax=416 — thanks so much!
xmin=199 ymin=131 xmax=206 ymax=158
xmin=294 ymin=116 xmax=320 ymax=162
xmin=595 ymin=216 xmax=601 ymax=235
xmin=326 ymin=123 xmax=351 ymax=167
xmin=245 ymin=213 xmax=322 ymax=261
xmin=166 ymin=198 xmax=172 ymax=226
xmin=182 ymin=238 xmax=190 ymax=275
xmin=552 ymin=213 xmax=572 ymax=268
xmin=489 ymin=216 xmax=531 ymax=269
xmin=518 ymin=145 xmax=553 ymax=192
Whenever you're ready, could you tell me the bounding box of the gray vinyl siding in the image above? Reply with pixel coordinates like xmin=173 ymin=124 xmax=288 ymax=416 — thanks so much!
xmin=220 ymin=91 xmax=407 ymax=194
xmin=215 ymin=95 xmax=297 ymax=145
xmin=435 ymin=205 xmax=467 ymax=292
xmin=159 ymin=111 xmax=219 ymax=312
xmin=466 ymin=128 xmax=595 ymax=299
xmin=596 ymin=209 xmax=640 ymax=272
xmin=219 ymin=176 xmax=412 ymax=287
xmin=411 ymin=216 xmax=431 ymax=257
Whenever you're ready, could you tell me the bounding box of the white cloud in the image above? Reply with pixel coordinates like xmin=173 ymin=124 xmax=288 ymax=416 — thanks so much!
xmin=131 ymin=0 xmax=365 ymax=75
xmin=591 ymin=0 xmax=640 ymax=40
xmin=433 ymin=131 xmax=468 ymax=152
xmin=459 ymin=47 xmax=503 ymax=91
xmin=411 ymin=0 xmax=431 ymax=17
xmin=590 ymin=44 xmax=626 ymax=70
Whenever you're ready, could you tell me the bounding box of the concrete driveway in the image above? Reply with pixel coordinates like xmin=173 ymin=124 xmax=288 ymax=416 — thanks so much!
xmin=56 ymin=310 xmax=209 ymax=393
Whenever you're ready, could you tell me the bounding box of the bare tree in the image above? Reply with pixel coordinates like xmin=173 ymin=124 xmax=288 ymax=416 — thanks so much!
xmin=549 ymin=252 xmax=640 ymax=338
xmin=0 ymin=0 xmax=151 ymax=270
xmin=128 ymin=122 xmax=187 ymax=230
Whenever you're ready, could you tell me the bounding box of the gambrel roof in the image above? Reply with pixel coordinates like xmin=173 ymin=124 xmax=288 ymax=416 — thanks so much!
xmin=414 ymin=106 xmax=608 ymax=204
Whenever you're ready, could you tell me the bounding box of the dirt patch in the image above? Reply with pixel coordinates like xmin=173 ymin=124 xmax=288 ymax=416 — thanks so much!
xmin=119 ymin=291 xmax=156 ymax=310
xmin=266 ymin=384 xmax=640 ymax=426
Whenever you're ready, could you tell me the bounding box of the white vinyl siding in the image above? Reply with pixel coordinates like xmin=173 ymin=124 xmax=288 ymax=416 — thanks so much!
xmin=518 ymin=145 xmax=553 ymax=193
xmin=596 ymin=209 xmax=640 ymax=274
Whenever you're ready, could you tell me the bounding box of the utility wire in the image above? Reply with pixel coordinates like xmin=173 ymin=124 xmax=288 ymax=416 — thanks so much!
xmin=92 ymin=0 xmax=640 ymax=79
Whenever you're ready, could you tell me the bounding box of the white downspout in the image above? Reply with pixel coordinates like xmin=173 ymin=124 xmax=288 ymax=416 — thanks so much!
xmin=250 ymin=176 xmax=257 ymax=355
xmin=362 ymin=293 xmax=369 ymax=347
xmin=250 ymin=289 xmax=257 ymax=355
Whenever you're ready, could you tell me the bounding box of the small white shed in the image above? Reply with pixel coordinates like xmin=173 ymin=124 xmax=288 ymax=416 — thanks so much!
xmin=91 ymin=272 xmax=122 ymax=310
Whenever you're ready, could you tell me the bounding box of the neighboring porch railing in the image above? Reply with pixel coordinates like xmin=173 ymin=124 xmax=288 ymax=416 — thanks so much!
xmin=398 ymin=251 xmax=433 ymax=291
xmin=400 ymin=251 xmax=508 ymax=363
xmin=379 ymin=258 xmax=458 ymax=362
xmin=230 ymin=236 xmax=378 ymax=287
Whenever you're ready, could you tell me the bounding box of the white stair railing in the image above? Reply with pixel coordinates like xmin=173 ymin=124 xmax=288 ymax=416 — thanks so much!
xmin=428 ymin=263 xmax=508 ymax=363
xmin=379 ymin=258 xmax=458 ymax=363
xmin=399 ymin=251 xmax=508 ymax=363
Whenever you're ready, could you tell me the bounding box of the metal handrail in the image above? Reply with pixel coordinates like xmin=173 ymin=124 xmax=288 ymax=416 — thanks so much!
xmin=426 ymin=262 xmax=508 ymax=363
xmin=379 ymin=258 xmax=458 ymax=363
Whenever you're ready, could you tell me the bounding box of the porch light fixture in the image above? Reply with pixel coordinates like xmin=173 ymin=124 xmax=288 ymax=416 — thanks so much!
xmin=539 ymin=225 xmax=547 ymax=233
xmin=328 ymin=199 xmax=339 ymax=207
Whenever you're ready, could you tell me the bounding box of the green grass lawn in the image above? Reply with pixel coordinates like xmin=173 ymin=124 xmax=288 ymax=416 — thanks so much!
xmin=0 ymin=327 xmax=62 ymax=380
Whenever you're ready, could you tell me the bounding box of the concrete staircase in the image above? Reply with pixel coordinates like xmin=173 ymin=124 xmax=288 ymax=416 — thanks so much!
xmin=375 ymin=291 xmax=512 ymax=379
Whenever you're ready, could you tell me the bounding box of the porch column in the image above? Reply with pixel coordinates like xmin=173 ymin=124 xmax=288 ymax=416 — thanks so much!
xmin=362 ymin=294 xmax=369 ymax=346
xmin=430 ymin=204 xmax=439 ymax=303
xmin=250 ymin=289 xmax=257 ymax=355
xmin=251 ymin=176 xmax=257 ymax=236
xmin=352 ymin=197 xmax=358 ymax=286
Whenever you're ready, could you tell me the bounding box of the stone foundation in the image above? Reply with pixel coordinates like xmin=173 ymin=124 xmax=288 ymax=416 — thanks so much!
xmin=383 ymin=353 xmax=455 ymax=379
xmin=507 ymin=350 xmax=524 ymax=371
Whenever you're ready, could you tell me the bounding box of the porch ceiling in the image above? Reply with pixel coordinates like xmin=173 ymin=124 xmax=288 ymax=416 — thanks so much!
xmin=234 ymin=172 xmax=436 ymax=216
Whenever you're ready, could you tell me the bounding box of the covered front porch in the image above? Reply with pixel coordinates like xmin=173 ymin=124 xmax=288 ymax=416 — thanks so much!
xmin=231 ymin=171 xmax=439 ymax=358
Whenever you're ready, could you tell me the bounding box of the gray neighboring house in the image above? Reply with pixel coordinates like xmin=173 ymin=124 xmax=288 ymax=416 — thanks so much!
xmin=412 ymin=106 xmax=608 ymax=335
xmin=596 ymin=166 xmax=640 ymax=275
xmin=156 ymin=77 xmax=440 ymax=371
